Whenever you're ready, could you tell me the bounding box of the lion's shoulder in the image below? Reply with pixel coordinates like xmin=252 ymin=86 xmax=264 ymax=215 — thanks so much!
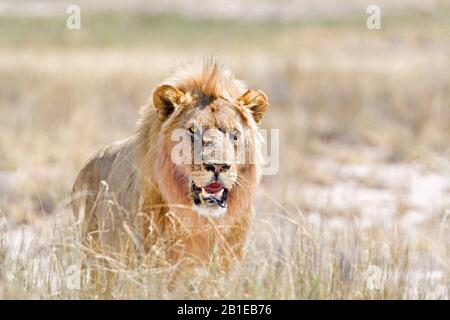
xmin=72 ymin=136 xmax=140 ymax=203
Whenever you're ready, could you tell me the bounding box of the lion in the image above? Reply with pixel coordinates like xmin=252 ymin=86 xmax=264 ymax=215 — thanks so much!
xmin=71 ymin=62 xmax=269 ymax=271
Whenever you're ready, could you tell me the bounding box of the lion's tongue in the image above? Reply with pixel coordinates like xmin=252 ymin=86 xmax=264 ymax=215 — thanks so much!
xmin=202 ymin=183 xmax=225 ymax=203
xmin=204 ymin=182 xmax=223 ymax=194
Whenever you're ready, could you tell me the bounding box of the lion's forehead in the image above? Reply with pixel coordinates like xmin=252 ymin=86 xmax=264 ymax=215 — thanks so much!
xmin=186 ymin=103 xmax=245 ymax=130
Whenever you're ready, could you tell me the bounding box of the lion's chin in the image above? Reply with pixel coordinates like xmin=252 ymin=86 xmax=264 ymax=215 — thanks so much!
xmin=192 ymin=205 xmax=227 ymax=219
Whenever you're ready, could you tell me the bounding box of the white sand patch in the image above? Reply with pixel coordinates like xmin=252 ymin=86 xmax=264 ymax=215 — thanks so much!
xmin=292 ymin=160 xmax=450 ymax=231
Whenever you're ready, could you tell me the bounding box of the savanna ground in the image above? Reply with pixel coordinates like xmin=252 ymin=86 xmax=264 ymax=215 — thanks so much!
xmin=0 ymin=0 xmax=449 ymax=299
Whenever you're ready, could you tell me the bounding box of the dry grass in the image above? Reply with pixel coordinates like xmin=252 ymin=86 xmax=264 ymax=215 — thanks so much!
xmin=0 ymin=3 xmax=449 ymax=299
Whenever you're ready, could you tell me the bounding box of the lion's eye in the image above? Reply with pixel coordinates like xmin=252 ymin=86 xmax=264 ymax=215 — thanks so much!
xmin=230 ymin=130 xmax=241 ymax=141
xmin=188 ymin=127 xmax=200 ymax=140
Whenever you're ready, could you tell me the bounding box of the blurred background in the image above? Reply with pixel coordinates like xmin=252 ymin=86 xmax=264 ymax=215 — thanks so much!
xmin=0 ymin=0 xmax=449 ymax=299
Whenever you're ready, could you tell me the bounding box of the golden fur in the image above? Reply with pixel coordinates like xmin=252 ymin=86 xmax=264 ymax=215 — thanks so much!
xmin=72 ymin=62 xmax=269 ymax=269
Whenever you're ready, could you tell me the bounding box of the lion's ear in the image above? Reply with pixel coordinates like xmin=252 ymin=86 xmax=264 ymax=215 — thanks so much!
xmin=153 ymin=85 xmax=184 ymax=121
xmin=238 ymin=89 xmax=269 ymax=124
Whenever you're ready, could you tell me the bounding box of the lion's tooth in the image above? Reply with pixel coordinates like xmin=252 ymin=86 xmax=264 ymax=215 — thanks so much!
xmin=202 ymin=188 xmax=214 ymax=198
xmin=215 ymin=188 xmax=224 ymax=199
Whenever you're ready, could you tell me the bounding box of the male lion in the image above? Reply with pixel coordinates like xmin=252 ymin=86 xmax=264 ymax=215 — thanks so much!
xmin=72 ymin=62 xmax=268 ymax=270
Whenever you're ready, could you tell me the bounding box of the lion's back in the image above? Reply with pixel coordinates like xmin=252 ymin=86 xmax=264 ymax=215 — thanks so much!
xmin=71 ymin=136 xmax=141 ymax=233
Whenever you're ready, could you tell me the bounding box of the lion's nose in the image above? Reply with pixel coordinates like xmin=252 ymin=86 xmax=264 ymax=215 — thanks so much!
xmin=204 ymin=164 xmax=230 ymax=174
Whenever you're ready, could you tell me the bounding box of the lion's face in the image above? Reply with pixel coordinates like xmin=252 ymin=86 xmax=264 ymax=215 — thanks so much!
xmin=153 ymin=83 xmax=268 ymax=218
xmin=178 ymin=98 xmax=244 ymax=217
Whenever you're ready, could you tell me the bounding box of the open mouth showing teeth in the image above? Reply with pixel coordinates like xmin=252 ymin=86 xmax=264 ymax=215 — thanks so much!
xmin=192 ymin=181 xmax=228 ymax=208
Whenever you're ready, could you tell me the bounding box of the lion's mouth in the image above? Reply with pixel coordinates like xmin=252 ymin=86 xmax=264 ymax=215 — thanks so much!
xmin=192 ymin=181 xmax=229 ymax=208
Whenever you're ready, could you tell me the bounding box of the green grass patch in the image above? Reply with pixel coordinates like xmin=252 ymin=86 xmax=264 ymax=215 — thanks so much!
xmin=1 ymin=10 xmax=447 ymax=48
